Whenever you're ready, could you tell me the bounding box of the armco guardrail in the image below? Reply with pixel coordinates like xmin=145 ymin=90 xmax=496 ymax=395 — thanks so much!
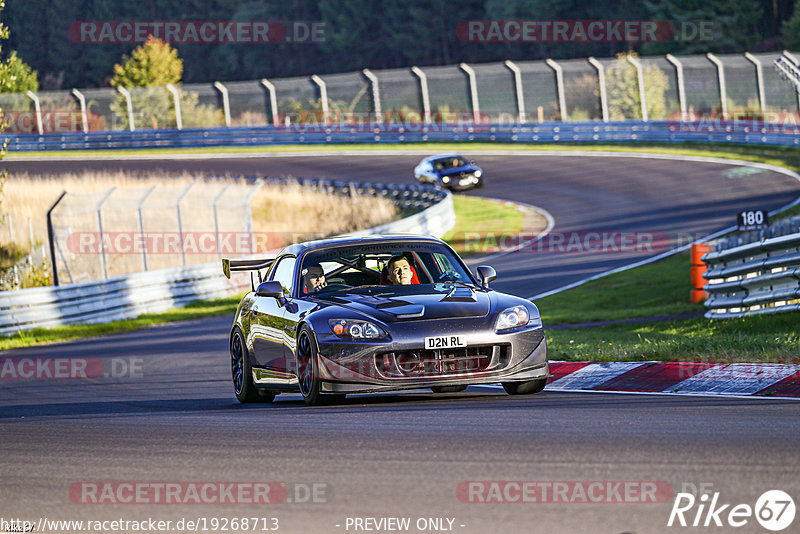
xmin=0 ymin=185 xmax=454 ymax=336
xmin=702 ymin=233 xmax=800 ymax=319
xmin=6 ymin=121 xmax=800 ymax=151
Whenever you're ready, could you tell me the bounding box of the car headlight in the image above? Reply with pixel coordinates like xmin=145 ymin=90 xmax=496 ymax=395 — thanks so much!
xmin=329 ymin=319 xmax=387 ymax=339
xmin=442 ymin=176 xmax=451 ymax=183
xmin=474 ymin=170 xmax=482 ymax=178
xmin=495 ymin=305 xmax=529 ymax=331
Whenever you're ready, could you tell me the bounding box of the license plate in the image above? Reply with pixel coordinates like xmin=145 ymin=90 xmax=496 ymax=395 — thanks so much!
xmin=425 ymin=335 xmax=467 ymax=349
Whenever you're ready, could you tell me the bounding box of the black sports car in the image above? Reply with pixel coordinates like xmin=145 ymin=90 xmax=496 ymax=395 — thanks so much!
xmin=223 ymin=235 xmax=547 ymax=405
xmin=413 ymin=154 xmax=484 ymax=191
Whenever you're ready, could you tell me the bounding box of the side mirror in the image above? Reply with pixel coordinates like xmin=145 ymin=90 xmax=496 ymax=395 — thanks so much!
xmin=256 ymin=280 xmax=286 ymax=303
xmin=476 ymin=265 xmax=497 ymax=289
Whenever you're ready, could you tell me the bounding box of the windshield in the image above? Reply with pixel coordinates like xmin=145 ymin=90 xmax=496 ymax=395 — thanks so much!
xmin=432 ymin=156 xmax=467 ymax=171
xmin=299 ymin=241 xmax=474 ymax=294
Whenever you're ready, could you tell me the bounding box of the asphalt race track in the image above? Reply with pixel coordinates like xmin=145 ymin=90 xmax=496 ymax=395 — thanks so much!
xmin=2 ymin=152 xmax=800 ymax=533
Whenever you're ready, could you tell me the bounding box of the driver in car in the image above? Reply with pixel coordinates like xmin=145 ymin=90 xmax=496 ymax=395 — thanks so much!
xmin=387 ymin=255 xmax=414 ymax=285
xmin=302 ymin=264 xmax=327 ymax=293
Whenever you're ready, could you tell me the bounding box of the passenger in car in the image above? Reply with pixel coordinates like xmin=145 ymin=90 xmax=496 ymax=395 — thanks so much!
xmin=387 ymin=255 xmax=416 ymax=285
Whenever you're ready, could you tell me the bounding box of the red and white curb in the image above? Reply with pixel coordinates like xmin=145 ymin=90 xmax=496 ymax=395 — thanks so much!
xmin=542 ymin=361 xmax=800 ymax=398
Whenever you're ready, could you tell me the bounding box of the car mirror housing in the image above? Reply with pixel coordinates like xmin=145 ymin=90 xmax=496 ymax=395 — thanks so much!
xmin=256 ymin=280 xmax=285 ymax=301
xmin=476 ymin=265 xmax=497 ymax=289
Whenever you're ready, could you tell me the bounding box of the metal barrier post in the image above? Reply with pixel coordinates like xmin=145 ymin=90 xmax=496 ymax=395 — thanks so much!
xmin=706 ymin=53 xmax=727 ymax=118
xmin=46 ymin=191 xmax=66 ymax=286
xmin=666 ymin=54 xmax=687 ymax=120
xmin=165 ymin=84 xmax=183 ymax=130
xmin=213 ymin=82 xmax=232 ymax=127
xmin=136 ymin=186 xmax=156 ymax=271
xmin=545 ymin=59 xmax=567 ymax=121
xmin=25 ymin=91 xmax=43 ymax=134
xmin=245 ymin=180 xmax=263 ymax=253
xmin=212 ymin=184 xmax=231 ymax=260
xmin=116 ymin=87 xmax=135 ymax=131
xmin=176 ymin=184 xmax=193 ymax=267
xmin=588 ymin=57 xmax=609 ymax=122
xmin=504 ymin=60 xmax=526 ymax=123
xmin=71 ymin=89 xmax=89 ymax=133
xmin=260 ymin=78 xmax=279 ymax=126
xmin=310 ymin=75 xmax=330 ymax=124
xmin=781 ymin=51 xmax=800 ymax=113
xmin=744 ymin=52 xmax=766 ymax=112
xmin=411 ymin=66 xmax=432 ymax=124
xmin=96 ymin=187 xmax=116 ymax=280
xmin=362 ymin=69 xmax=382 ymax=123
xmin=459 ymin=63 xmax=481 ymax=123
xmin=626 ymin=55 xmax=648 ymax=121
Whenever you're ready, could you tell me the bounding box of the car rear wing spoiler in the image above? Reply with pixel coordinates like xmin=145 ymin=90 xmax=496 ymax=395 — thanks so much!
xmin=222 ymin=257 xmax=276 ymax=279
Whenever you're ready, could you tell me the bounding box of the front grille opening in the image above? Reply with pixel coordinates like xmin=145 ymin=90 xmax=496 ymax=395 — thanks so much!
xmin=375 ymin=345 xmax=510 ymax=378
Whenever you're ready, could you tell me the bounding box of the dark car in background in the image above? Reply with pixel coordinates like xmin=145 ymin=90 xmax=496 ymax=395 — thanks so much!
xmin=223 ymin=235 xmax=548 ymax=406
xmin=414 ymin=154 xmax=484 ymax=191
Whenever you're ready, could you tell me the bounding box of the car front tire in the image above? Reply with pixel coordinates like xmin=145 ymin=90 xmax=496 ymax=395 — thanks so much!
xmin=296 ymin=325 xmax=346 ymax=406
xmin=502 ymin=378 xmax=547 ymax=395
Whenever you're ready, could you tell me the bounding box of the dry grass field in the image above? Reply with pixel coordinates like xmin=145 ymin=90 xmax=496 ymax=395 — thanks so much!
xmin=0 ymin=171 xmax=398 ymax=281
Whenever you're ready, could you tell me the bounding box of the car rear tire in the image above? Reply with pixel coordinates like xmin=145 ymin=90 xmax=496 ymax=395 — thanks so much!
xmin=502 ymin=378 xmax=547 ymax=395
xmin=431 ymin=385 xmax=468 ymax=393
xmin=231 ymin=327 xmax=275 ymax=404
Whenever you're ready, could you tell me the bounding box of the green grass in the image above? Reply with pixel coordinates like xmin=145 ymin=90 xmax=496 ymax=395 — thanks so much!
xmin=546 ymin=314 xmax=800 ymax=364
xmin=536 ymin=251 xmax=799 ymax=364
xmin=537 ymin=252 xmax=702 ymax=325
xmin=442 ymin=195 xmax=523 ymax=256
xmin=0 ymin=295 xmax=242 ymax=351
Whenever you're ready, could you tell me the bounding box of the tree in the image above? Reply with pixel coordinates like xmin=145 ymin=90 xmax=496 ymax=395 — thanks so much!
xmin=782 ymin=0 xmax=800 ymax=49
xmin=111 ymin=36 xmax=182 ymax=88
xmin=1 ymin=50 xmax=38 ymax=93
xmin=110 ymin=37 xmax=221 ymax=130
xmin=605 ymin=53 xmax=668 ymax=120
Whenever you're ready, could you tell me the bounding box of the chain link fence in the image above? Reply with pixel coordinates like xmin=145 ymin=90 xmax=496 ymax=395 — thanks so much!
xmin=47 ymin=182 xmax=261 ymax=285
xmin=6 ymin=51 xmax=800 ymax=133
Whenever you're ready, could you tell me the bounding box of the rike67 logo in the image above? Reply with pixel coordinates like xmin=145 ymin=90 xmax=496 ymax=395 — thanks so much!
xmin=668 ymin=488 xmax=796 ymax=531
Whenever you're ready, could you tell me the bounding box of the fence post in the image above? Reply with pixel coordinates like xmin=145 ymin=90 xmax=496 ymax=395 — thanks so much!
xmin=411 ymin=66 xmax=432 ymax=125
xmin=626 ymin=55 xmax=648 ymax=121
xmin=71 ymin=89 xmax=89 ymax=133
xmin=459 ymin=63 xmax=481 ymax=123
xmin=137 ymin=186 xmax=156 ymax=272
xmin=666 ymin=54 xmax=687 ymax=120
xmin=587 ymin=57 xmax=609 ymax=122
xmin=212 ymin=184 xmax=230 ymax=260
xmin=545 ymin=59 xmax=567 ymax=121
xmin=166 ymin=84 xmax=183 ymax=130
xmin=362 ymin=69 xmax=382 ymax=123
xmin=96 ymin=187 xmax=116 ymax=280
xmin=176 ymin=184 xmax=193 ymax=267
xmin=25 ymin=91 xmax=43 ymax=134
xmin=212 ymin=82 xmax=232 ymax=127
xmin=504 ymin=60 xmax=526 ymax=123
xmin=260 ymin=78 xmax=279 ymax=126
xmin=245 ymin=180 xmax=263 ymax=253
xmin=706 ymin=53 xmax=727 ymax=118
xmin=28 ymin=217 xmax=34 ymax=250
xmin=46 ymin=191 xmax=66 ymax=286
xmin=744 ymin=52 xmax=766 ymax=113
xmin=310 ymin=74 xmax=330 ymax=125
xmin=6 ymin=213 xmax=12 ymax=243
xmin=782 ymin=51 xmax=800 ymax=113
xmin=116 ymin=87 xmax=135 ymax=131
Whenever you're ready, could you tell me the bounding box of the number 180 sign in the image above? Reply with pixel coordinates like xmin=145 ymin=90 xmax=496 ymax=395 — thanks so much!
xmin=737 ymin=209 xmax=769 ymax=231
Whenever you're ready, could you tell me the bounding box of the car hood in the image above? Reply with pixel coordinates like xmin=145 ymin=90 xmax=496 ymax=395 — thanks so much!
xmin=438 ymin=165 xmax=479 ymax=177
xmin=316 ymin=286 xmax=491 ymax=322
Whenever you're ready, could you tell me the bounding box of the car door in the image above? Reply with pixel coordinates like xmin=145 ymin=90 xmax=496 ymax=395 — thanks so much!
xmin=250 ymin=255 xmax=295 ymax=370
